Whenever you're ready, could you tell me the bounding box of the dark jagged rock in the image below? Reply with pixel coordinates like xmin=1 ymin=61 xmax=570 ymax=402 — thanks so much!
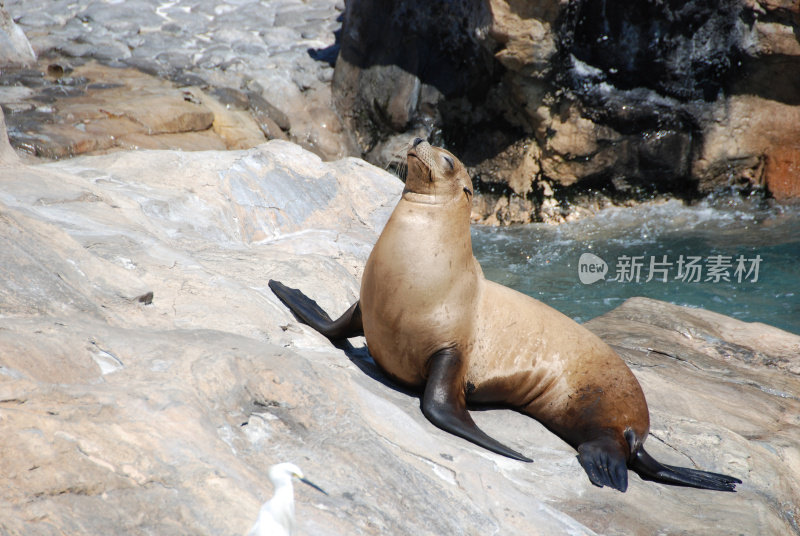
xmin=561 ymin=0 xmax=745 ymax=102
xmin=332 ymin=0 xmax=499 ymax=162
xmin=332 ymin=0 xmax=800 ymax=222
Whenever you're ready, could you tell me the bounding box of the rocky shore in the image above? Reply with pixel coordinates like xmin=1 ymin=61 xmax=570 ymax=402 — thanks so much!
xmin=333 ymin=0 xmax=800 ymax=223
xmin=1 ymin=2 xmax=799 ymax=534
xmin=1 ymin=0 xmax=351 ymax=163
xmin=1 ymin=109 xmax=800 ymax=534
xmin=4 ymin=0 xmax=798 ymax=224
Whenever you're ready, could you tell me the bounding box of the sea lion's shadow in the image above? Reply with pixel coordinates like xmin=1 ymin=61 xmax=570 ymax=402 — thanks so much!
xmin=332 ymin=339 xmax=419 ymax=399
xmin=332 ymin=339 xmax=513 ymax=414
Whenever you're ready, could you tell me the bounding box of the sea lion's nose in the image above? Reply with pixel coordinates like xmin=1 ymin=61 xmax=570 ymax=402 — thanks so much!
xmin=413 ymin=137 xmax=425 ymax=147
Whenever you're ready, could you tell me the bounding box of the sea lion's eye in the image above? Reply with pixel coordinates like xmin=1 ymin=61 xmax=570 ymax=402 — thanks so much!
xmin=443 ymin=155 xmax=455 ymax=170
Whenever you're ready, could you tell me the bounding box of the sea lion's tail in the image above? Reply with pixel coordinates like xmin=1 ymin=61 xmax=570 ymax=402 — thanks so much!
xmin=629 ymin=446 xmax=741 ymax=492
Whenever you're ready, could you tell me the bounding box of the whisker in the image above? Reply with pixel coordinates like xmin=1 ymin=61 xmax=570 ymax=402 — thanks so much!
xmin=384 ymin=139 xmax=414 ymax=182
xmin=385 ymin=158 xmax=407 ymax=181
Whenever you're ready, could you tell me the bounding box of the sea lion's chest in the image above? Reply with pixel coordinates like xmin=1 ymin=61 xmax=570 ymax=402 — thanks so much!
xmin=359 ymin=200 xmax=479 ymax=386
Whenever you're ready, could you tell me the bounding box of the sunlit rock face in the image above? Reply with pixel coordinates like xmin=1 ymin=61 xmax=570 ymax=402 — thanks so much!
xmin=0 ymin=114 xmax=798 ymax=534
xmin=333 ymin=0 xmax=800 ymax=223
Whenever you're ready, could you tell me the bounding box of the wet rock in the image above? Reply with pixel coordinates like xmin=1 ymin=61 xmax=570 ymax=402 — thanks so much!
xmin=694 ymin=95 xmax=800 ymax=199
xmin=565 ymin=0 xmax=743 ymax=101
xmin=0 ymin=131 xmax=797 ymax=534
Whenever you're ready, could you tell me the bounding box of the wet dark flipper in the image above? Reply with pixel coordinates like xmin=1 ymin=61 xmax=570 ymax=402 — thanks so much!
xmin=630 ymin=446 xmax=741 ymax=492
xmin=268 ymin=279 xmax=363 ymax=340
xmin=577 ymin=437 xmax=630 ymax=492
xmin=421 ymin=347 xmax=532 ymax=462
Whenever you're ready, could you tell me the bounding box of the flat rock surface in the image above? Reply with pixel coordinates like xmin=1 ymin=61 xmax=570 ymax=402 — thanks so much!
xmin=0 ymin=60 xmax=281 ymax=160
xmin=0 ymin=136 xmax=798 ymax=535
xmin=3 ymin=0 xmax=350 ymax=161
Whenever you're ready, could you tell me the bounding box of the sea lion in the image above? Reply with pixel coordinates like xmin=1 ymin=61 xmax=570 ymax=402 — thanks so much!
xmin=269 ymin=139 xmax=740 ymax=492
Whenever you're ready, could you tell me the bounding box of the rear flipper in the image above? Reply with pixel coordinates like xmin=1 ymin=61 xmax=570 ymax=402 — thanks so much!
xmin=268 ymin=279 xmax=363 ymax=340
xmin=577 ymin=437 xmax=630 ymax=492
xmin=630 ymin=446 xmax=741 ymax=492
xmin=577 ymin=436 xmax=741 ymax=493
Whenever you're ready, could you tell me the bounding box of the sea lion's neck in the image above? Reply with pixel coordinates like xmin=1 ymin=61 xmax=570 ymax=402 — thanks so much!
xmin=401 ymin=189 xmax=462 ymax=206
xmin=401 ymin=190 xmax=437 ymax=204
xmin=391 ymin=196 xmax=472 ymax=248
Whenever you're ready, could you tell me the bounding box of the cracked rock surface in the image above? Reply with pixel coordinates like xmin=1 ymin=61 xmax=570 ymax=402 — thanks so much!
xmin=0 ymin=112 xmax=799 ymax=534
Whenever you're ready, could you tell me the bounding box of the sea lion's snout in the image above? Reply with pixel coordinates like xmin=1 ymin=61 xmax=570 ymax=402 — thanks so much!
xmin=403 ymin=139 xmax=471 ymax=204
xmin=408 ymin=139 xmax=433 ymax=179
xmin=408 ymin=138 xmax=430 ymax=159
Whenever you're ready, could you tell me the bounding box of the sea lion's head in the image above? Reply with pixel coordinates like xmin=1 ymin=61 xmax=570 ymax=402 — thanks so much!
xmin=404 ymin=138 xmax=473 ymax=205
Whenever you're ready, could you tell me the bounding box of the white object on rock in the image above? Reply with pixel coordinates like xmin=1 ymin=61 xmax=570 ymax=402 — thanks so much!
xmin=0 ymin=6 xmax=36 ymax=67
xmin=247 ymin=463 xmax=327 ymax=536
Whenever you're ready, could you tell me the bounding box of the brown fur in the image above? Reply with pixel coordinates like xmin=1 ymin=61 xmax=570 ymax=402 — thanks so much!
xmin=271 ymin=140 xmax=739 ymax=491
xmin=360 ymin=141 xmax=650 ymax=457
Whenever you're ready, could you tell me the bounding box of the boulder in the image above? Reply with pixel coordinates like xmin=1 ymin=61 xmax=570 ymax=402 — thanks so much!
xmin=0 ymin=131 xmax=797 ymax=533
xmin=332 ymin=0 xmax=494 ymax=165
xmin=333 ymin=0 xmax=800 ymax=221
xmin=694 ymin=95 xmax=800 ymax=199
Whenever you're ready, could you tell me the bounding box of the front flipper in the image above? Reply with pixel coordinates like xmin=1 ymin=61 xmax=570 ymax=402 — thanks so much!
xmin=268 ymin=279 xmax=363 ymax=341
xmin=421 ymin=347 xmax=532 ymax=462
xmin=630 ymin=446 xmax=741 ymax=492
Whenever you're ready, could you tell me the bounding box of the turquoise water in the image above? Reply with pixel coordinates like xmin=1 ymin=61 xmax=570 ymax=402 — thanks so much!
xmin=472 ymin=198 xmax=800 ymax=335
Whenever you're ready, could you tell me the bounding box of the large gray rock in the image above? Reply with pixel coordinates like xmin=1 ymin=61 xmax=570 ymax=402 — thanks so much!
xmin=0 ymin=135 xmax=797 ymax=534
